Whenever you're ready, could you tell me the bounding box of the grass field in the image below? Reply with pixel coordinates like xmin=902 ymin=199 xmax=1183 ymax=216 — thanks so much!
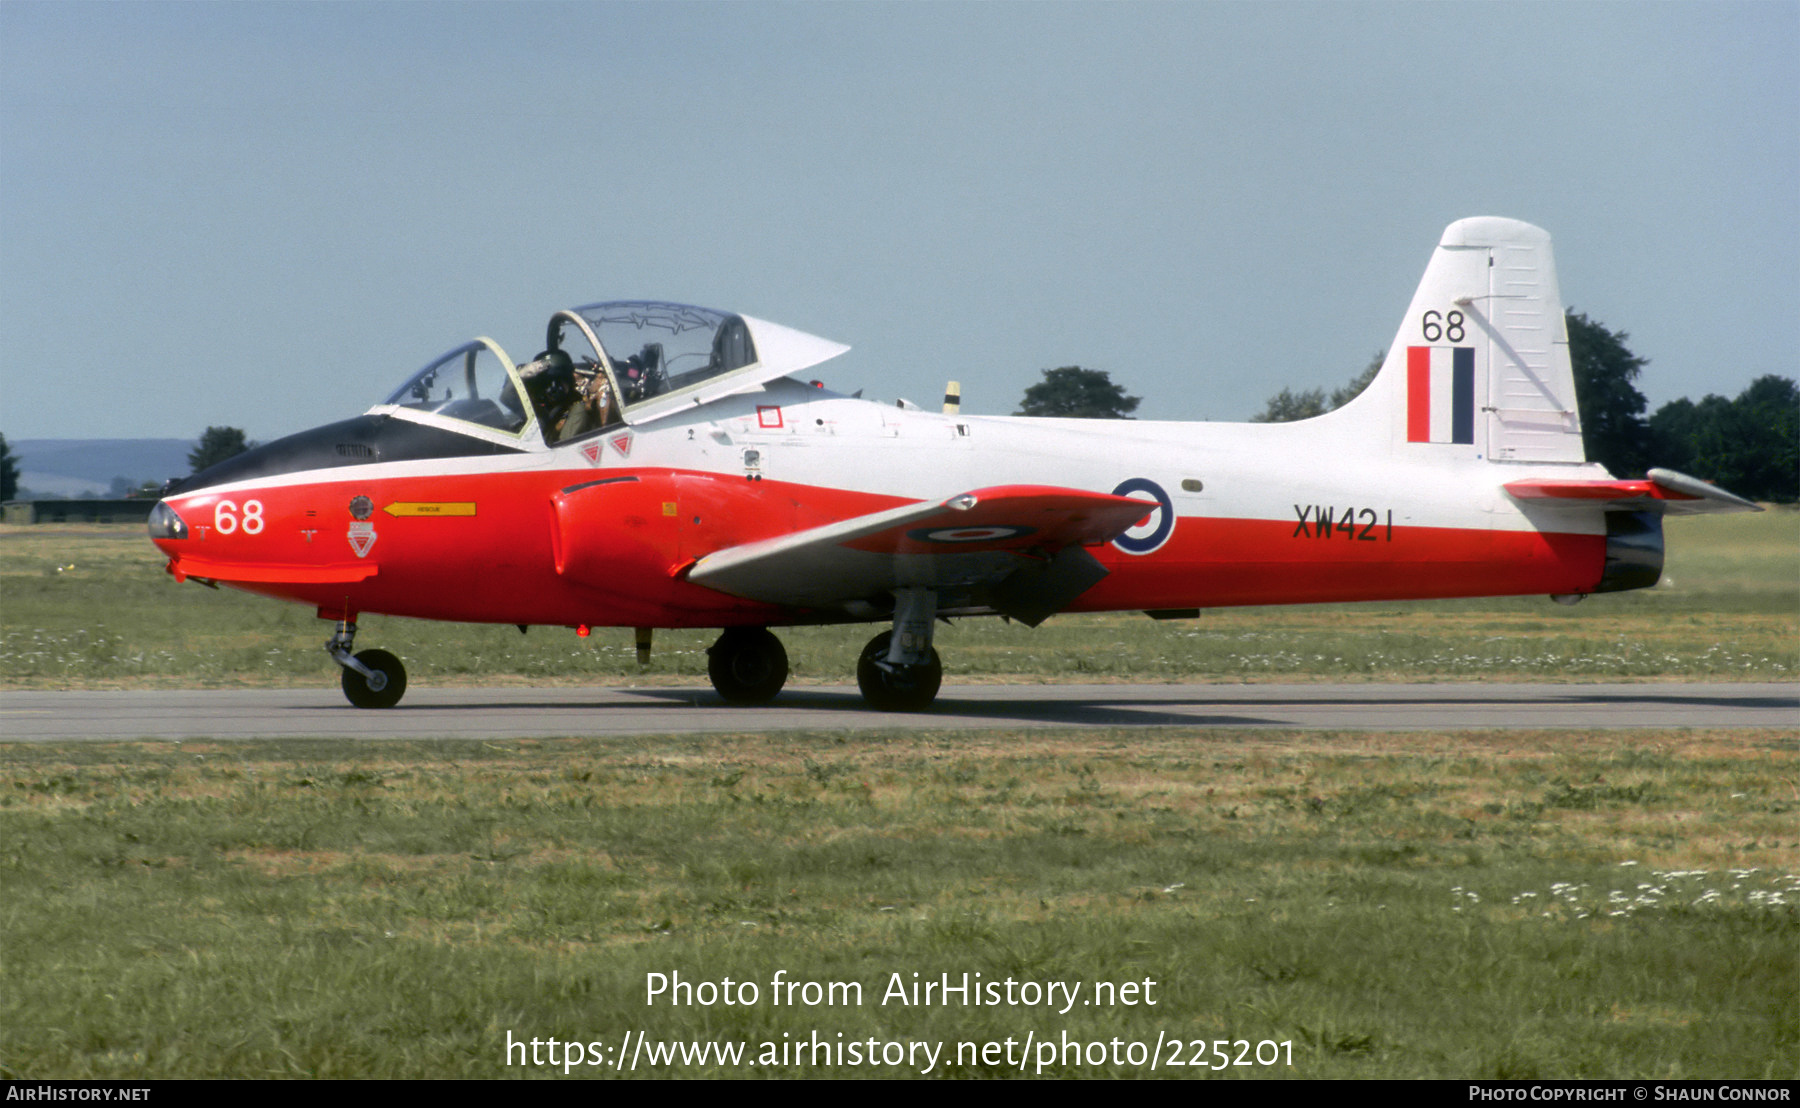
xmin=2 ymin=509 xmax=1795 ymax=689
xmin=1 ymin=513 xmax=1794 ymax=1079
xmin=1 ymin=727 xmax=1793 ymax=1079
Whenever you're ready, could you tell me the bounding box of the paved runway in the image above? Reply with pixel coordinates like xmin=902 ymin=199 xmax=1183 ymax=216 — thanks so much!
xmin=1 ymin=682 xmax=1794 ymax=741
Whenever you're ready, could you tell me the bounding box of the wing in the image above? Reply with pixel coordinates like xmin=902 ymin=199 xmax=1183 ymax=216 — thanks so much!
xmin=685 ymin=484 xmax=1154 ymax=622
xmin=1503 ymin=467 xmax=1761 ymax=516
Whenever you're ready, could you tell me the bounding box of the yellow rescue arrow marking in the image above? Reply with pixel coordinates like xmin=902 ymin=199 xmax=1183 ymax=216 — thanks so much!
xmin=383 ymin=502 xmax=477 ymax=517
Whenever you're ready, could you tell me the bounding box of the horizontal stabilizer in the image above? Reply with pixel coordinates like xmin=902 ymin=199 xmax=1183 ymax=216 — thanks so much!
xmin=687 ymin=484 xmax=1151 ymax=609
xmin=1503 ymin=467 xmax=1761 ymax=516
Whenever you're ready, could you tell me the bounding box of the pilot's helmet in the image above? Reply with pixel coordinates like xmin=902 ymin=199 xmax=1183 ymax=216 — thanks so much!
xmin=523 ymin=349 xmax=575 ymax=407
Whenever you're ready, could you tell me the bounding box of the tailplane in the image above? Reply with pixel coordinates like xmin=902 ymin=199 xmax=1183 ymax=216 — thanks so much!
xmin=1504 ymin=467 xmax=1761 ymax=516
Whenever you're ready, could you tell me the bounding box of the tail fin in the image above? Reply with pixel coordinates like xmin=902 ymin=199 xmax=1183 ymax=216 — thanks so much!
xmin=1349 ymin=217 xmax=1586 ymax=464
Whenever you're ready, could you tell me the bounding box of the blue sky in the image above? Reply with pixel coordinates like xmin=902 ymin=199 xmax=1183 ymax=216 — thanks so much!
xmin=2 ymin=1 xmax=1794 ymax=442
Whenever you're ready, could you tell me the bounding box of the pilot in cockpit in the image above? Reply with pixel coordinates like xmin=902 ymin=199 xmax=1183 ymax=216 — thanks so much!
xmin=519 ymin=347 xmax=625 ymax=443
xmin=555 ymin=362 xmax=616 ymax=441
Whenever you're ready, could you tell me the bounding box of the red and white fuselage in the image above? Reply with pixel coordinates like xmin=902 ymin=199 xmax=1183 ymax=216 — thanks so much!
xmin=147 ymin=218 xmax=1755 ymax=709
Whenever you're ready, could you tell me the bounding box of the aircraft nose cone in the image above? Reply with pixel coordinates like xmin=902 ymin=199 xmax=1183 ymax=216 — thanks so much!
xmin=147 ymin=499 xmax=188 ymax=540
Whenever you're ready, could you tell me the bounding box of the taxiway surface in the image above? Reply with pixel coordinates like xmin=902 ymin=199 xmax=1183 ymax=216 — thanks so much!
xmin=1 ymin=682 xmax=1794 ymax=741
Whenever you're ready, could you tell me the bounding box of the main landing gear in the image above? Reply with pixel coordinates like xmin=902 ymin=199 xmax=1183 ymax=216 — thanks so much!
xmin=856 ymin=631 xmax=942 ymax=712
xmin=855 ymin=587 xmax=943 ymax=712
xmin=706 ymin=627 xmax=790 ymax=705
xmin=327 ymin=620 xmax=408 ymax=709
xmin=705 ymin=587 xmax=946 ymax=712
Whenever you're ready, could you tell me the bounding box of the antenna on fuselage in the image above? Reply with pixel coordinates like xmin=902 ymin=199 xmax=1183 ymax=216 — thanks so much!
xmin=942 ymin=380 xmax=961 ymax=415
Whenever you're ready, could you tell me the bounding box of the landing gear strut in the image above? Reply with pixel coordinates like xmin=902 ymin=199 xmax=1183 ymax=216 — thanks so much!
xmin=327 ymin=620 xmax=408 ymax=709
xmin=857 ymin=587 xmax=943 ymax=712
xmin=707 ymin=627 xmax=789 ymax=704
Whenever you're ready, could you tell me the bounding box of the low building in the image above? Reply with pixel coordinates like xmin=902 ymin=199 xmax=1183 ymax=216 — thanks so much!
xmin=2 ymin=499 xmax=158 ymax=525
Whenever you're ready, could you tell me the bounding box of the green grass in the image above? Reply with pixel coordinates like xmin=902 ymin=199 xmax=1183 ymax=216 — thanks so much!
xmin=1 ymin=728 xmax=1794 ymax=1078
xmin=3 ymin=515 xmax=1794 ymax=1079
xmin=3 ymin=509 xmax=1795 ymax=688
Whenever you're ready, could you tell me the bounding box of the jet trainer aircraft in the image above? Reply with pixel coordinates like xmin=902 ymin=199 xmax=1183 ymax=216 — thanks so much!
xmin=149 ymin=217 xmax=1757 ymax=710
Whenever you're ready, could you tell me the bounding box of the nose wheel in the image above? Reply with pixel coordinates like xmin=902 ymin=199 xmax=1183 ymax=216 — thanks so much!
xmin=707 ymin=627 xmax=789 ymax=704
xmin=340 ymin=648 xmax=407 ymax=709
xmin=327 ymin=621 xmax=408 ymax=709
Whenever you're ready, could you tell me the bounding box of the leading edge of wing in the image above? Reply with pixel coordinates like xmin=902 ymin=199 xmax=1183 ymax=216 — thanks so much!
xmin=1503 ymin=467 xmax=1761 ymax=516
xmin=685 ymin=484 xmax=1155 ymax=608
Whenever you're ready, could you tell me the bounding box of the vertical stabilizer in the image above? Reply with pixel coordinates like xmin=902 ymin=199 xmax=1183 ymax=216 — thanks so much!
xmin=1351 ymin=218 xmax=1586 ymax=464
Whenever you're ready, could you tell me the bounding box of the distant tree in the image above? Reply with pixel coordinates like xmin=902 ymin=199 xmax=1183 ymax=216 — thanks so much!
xmin=1566 ymin=311 xmax=1652 ymax=478
xmin=1251 ymin=352 xmax=1383 ymax=423
xmin=1330 ymin=352 xmax=1384 ymax=409
xmin=1651 ymin=375 xmax=1799 ymax=502
xmin=0 ymin=433 xmax=18 ymax=501
xmin=1249 ymin=387 xmax=1327 ymax=423
xmin=1649 ymin=394 xmax=1727 ymax=477
xmin=188 ymin=426 xmax=253 ymax=474
xmin=1731 ymin=375 xmax=1800 ymax=501
xmin=1016 ymin=367 xmax=1140 ymax=419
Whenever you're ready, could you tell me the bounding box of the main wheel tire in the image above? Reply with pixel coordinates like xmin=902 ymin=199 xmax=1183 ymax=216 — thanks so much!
xmin=707 ymin=628 xmax=789 ymax=705
xmin=341 ymin=648 xmax=407 ymax=709
xmin=856 ymin=631 xmax=942 ymax=712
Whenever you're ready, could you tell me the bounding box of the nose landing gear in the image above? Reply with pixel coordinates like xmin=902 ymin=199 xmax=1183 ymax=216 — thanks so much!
xmin=327 ymin=620 xmax=408 ymax=709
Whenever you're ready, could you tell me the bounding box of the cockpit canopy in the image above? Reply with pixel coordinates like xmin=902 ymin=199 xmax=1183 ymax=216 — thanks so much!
xmin=556 ymin=302 xmax=753 ymax=405
xmin=371 ymin=301 xmax=849 ymax=446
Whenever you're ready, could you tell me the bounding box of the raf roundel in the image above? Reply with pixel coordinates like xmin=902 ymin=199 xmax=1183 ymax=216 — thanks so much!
xmin=1110 ymin=478 xmax=1175 ymax=555
xmin=905 ymin=525 xmax=1037 ymax=544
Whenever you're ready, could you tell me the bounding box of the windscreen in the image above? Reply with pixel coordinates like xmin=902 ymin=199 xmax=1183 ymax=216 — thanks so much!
xmin=381 ymin=341 xmax=531 ymax=437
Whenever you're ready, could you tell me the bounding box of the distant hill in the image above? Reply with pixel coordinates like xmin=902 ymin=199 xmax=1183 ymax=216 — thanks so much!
xmin=13 ymin=438 xmax=195 ymax=498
